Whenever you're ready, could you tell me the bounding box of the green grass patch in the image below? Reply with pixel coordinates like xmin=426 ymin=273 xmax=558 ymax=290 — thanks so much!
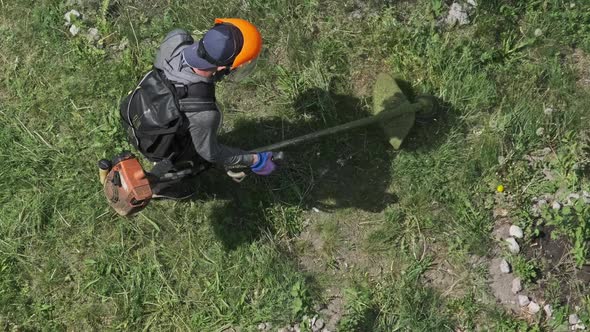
xmin=2 ymin=0 xmax=590 ymax=330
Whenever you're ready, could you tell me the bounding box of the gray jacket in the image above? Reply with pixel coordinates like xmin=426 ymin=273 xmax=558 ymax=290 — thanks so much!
xmin=154 ymin=29 xmax=254 ymax=167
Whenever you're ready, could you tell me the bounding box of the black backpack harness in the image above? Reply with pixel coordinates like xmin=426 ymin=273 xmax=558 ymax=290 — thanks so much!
xmin=119 ymin=69 xmax=216 ymax=162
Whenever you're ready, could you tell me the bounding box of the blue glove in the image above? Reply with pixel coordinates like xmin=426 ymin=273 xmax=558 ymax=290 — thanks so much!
xmin=251 ymin=152 xmax=276 ymax=176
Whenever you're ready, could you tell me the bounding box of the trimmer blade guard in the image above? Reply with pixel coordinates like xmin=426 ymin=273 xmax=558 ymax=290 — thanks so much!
xmin=372 ymin=73 xmax=416 ymax=150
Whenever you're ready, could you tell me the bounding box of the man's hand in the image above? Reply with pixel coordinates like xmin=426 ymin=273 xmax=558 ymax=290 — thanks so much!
xmin=250 ymin=152 xmax=276 ymax=176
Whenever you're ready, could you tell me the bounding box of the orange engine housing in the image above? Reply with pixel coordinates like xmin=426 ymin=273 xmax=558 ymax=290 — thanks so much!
xmin=103 ymin=153 xmax=152 ymax=216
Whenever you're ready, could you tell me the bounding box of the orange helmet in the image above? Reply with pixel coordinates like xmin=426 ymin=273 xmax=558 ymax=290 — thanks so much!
xmin=214 ymin=18 xmax=262 ymax=69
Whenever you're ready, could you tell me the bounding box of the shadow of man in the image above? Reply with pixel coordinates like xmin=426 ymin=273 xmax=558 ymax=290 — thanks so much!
xmin=196 ymin=81 xmax=454 ymax=250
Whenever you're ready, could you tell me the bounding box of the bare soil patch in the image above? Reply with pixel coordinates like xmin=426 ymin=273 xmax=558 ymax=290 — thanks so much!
xmin=571 ymin=48 xmax=590 ymax=88
xmin=297 ymin=209 xmax=389 ymax=330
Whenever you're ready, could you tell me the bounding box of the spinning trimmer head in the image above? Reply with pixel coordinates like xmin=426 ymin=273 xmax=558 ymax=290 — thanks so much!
xmin=253 ymin=73 xmax=437 ymax=152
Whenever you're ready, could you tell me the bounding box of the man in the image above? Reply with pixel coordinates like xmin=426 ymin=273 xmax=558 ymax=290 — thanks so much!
xmin=122 ymin=18 xmax=276 ymax=198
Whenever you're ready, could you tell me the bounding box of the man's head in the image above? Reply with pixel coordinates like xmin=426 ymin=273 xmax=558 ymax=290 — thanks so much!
xmin=182 ymin=18 xmax=262 ymax=74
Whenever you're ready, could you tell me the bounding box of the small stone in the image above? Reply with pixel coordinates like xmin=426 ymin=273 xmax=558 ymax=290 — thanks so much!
xmin=544 ymin=107 xmax=554 ymax=115
xmin=518 ymin=295 xmax=530 ymax=307
xmin=69 ymin=24 xmax=80 ymax=36
xmin=537 ymin=199 xmax=548 ymax=207
xmin=87 ymin=28 xmax=100 ymax=42
xmin=528 ymin=301 xmax=540 ymax=314
xmin=534 ymin=28 xmax=543 ymax=37
xmin=350 ymin=10 xmax=363 ymax=20
xmin=498 ymin=155 xmax=506 ymax=165
xmin=569 ymin=314 xmax=581 ymax=325
xmin=64 ymin=9 xmax=81 ymax=24
xmin=445 ymin=3 xmax=470 ymax=26
xmin=257 ymin=323 xmax=267 ymax=331
xmin=506 ymin=237 xmax=520 ymax=254
xmin=568 ymin=193 xmax=581 ymax=201
xmin=313 ymin=318 xmax=325 ymax=331
xmin=511 ymin=278 xmax=522 ymax=294
xmin=312 ymin=207 xmax=321 ymax=213
xmin=544 ymin=304 xmax=553 ymax=317
xmin=536 ymin=127 xmax=545 ymax=136
xmin=500 ymin=259 xmax=511 ymax=273
xmin=552 ymin=201 xmax=562 ymax=210
xmin=466 ymin=0 xmax=477 ymax=7
xmin=509 ymin=225 xmax=524 ymax=239
xmin=293 ymin=324 xmax=300 ymax=332
xmin=573 ymin=324 xmax=586 ymax=330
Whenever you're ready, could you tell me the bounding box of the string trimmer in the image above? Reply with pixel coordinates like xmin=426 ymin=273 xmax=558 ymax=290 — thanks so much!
xmin=99 ymin=73 xmax=437 ymax=216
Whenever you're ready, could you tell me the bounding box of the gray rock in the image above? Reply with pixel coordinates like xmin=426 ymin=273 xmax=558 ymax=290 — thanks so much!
xmin=568 ymin=193 xmax=581 ymax=201
xmin=552 ymin=201 xmax=561 ymax=210
xmin=64 ymin=9 xmax=81 ymax=24
xmin=536 ymin=127 xmax=545 ymax=136
xmin=518 ymin=295 xmax=530 ymax=307
xmin=445 ymin=3 xmax=470 ymax=26
xmin=312 ymin=318 xmax=325 ymax=332
xmin=466 ymin=0 xmax=477 ymax=7
xmin=87 ymin=28 xmax=100 ymax=42
xmin=69 ymin=24 xmax=80 ymax=36
xmin=293 ymin=323 xmax=300 ymax=332
xmin=349 ymin=10 xmax=363 ymax=20
xmin=257 ymin=322 xmax=270 ymax=331
xmin=511 ymin=278 xmax=522 ymax=294
xmin=509 ymin=225 xmax=524 ymax=239
xmin=500 ymin=259 xmax=511 ymax=273
xmin=569 ymin=314 xmax=581 ymax=325
xmin=544 ymin=304 xmax=553 ymax=317
xmin=506 ymin=237 xmax=520 ymax=254
xmin=527 ymin=301 xmax=540 ymax=314
xmin=534 ymin=28 xmax=543 ymax=37
xmin=573 ymin=324 xmax=586 ymax=330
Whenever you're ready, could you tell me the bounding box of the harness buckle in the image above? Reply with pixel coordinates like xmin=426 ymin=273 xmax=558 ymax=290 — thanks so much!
xmin=173 ymin=83 xmax=188 ymax=99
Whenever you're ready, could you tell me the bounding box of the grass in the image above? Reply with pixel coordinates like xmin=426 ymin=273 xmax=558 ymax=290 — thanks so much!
xmin=1 ymin=0 xmax=590 ymax=330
